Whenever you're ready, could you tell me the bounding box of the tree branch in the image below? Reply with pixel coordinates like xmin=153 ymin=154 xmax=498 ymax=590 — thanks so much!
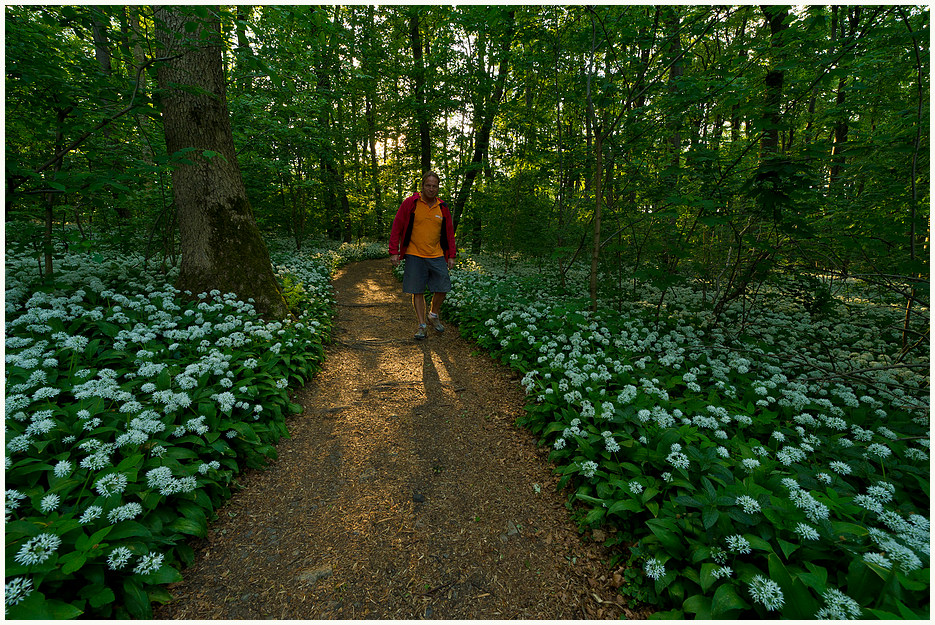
xmin=9 ymin=54 xmax=182 ymax=195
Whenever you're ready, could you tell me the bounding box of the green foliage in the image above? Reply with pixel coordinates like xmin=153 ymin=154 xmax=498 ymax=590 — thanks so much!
xmin=6 ymin=6 xmax=166 ymax=232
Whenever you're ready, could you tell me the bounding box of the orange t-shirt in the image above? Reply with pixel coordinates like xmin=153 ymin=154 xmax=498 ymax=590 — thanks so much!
xmin=408 ymin=197 xmax=444 ymax=258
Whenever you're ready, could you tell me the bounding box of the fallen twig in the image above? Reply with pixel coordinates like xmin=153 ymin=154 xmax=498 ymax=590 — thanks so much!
xmin=421 ymin=579 xmax=456 ymax=596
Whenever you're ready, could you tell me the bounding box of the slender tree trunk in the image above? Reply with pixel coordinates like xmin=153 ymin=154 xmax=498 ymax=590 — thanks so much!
xmin=660 ymin=7 xmax=683 ymax=270
xmin=586 ymin=9 xmax=601 ymax=312
xmin=664 ymin=7 xmax=683 ymax=171
xmin=87 ymin=12 xmax=132 ymax=219
xmin=590 ymin=129 xmax=603 ymax=313
xmin=759 ymin=5 xmax=789 ymax=158
xmin=311 ymin=17 xmax=340 ymax=239
xmin=451 ymin=10 xmax=514 ymax=232
xmin=409 ymin=9 xmax=431 ymax=173
xmin=235 ymin=6 xmax=252 ymax=94
xmin=118 ymin=8 xmax=131 ymax=69
xmin=366 ymin=92 xmax=384 ymax=233
xmin=335 ymin=80 xmax=352 ymax=243
xmin=829 ymin=6 xmax=857 ymax=192
xmin=44 ymin=109 xmax=67 ymax=278
xmin=896 ymin=6 xmax=926 ymax=354
xmin=155 ymin=6 xmax=290 ymax=319
xmin=730 ymin=8 xmax=749 ymax=146
xmin=91 ymin=16 xmax=112 ymax=76
xmin=363 ymin=8 xmax=384 ymax=232
xmin=554 ymin=48 xmax=567 ymax=287
xmin=129 ymin=8 xmax=147 ymax=88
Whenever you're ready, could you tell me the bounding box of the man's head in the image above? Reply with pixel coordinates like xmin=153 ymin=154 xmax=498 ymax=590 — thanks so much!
xmin=421 ymin=171 xmax=440 ymax=201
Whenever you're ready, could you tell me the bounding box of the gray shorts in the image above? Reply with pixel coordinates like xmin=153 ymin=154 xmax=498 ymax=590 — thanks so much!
xmin=402 ymin=255 xmax=451 ymax=294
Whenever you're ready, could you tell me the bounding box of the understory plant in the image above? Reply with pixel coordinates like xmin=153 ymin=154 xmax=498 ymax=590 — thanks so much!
xmin=441 ymin=257 xmax=930 ymax=620
xmin=3 ymin=239 xmax=388 ymax=618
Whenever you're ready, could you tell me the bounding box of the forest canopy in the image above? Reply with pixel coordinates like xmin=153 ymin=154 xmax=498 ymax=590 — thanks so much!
xmin=6 ymin=6 xmax=929 ymax=302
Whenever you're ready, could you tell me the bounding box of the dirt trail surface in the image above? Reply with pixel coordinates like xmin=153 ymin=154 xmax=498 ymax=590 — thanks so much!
xmin=156 ymin=258 xmax=637 ymax=619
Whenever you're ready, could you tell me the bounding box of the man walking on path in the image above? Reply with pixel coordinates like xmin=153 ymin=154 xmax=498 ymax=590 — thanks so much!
xmin=389 ymin=171 xmax=457 ymax=340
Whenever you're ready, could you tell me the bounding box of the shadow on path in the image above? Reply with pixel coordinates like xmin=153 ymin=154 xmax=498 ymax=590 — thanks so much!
xmin=155 ymin=258 xmax=631 ymax=619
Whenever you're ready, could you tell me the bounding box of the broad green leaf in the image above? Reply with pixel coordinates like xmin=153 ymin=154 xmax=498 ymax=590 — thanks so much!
xmin=831 ymin=521 xmax=868 ymax=538
xmin=746 ymin=534 xmax=773 ymax=552
xmin=80 ymin=583 xmax=116 ymax=609
xmin=895 ymin=570 xmax=928 ymax=592
xmin=682 ymin=594 xmax=712 ymax=619
xmin=673 ymin=495 xmax=702 ymax=508
xmin=76 ymin=526 xmax=112 ymax=552
xmin=797 ymin=562 xmax=828 ymax=594
xmin=608 ymin=498 xmax=642 ymax=515
xmin=108 ymin=521 xmax=153 ymax=541
xmin=711 ymin=582 xmax=749 ymax=617
xmin=59 ymin=550 xmax=88 ymax=575
xmin=585 ymin=506 xmax=606 ymax=525
xmin=168 ymin=516 xmax=207 ymax=537
xmin=896 ymin=599 xmax=927 ymax=619
xmin=98 ymin=321 xmax=120 ymax=337
xmin=777 ymin=538 xmax=799 ymax=559
xmin=646 ymin=518 xmax=684 ymax=556
xmin=142 ymin=564 xmax=183 ymax=585
xmin=6 ymin=591 xmax=84 ymax=620
xmin=575 ymin=493 xmax=604 ymax=506
xmin=123 ymin=577 xmax=152 ymax=619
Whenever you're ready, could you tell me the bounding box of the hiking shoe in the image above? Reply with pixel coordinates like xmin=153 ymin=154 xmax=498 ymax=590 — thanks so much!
xmin=428 ymin=312 xmax=445 ymax=333
xmin=414 ymin=324 xmax=427 ymax=340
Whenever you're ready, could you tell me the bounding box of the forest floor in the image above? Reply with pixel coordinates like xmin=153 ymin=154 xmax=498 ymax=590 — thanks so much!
xmin=155 ymin=258 xmax=648 ymax=619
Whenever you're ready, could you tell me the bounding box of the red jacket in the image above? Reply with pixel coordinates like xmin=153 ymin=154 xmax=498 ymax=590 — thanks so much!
xmin=388 ymin=193 xmax=457 ymax=260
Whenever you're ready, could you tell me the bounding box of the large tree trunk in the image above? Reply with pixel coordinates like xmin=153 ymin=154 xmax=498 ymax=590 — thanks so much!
xmin=154 ymin=6 xmax=290 ymax=319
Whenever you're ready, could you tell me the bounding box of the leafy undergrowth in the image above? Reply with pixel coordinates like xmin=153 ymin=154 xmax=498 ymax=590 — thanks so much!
xmin=441 ymin=254 xmax=930 ymax=620
xmin=3 ymin=239 xmax=385 ymax=618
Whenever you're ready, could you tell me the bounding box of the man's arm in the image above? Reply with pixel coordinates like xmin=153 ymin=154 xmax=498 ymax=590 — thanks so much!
xmin=388 ymin=196 xmax=413 ymax=259
xmin=440 ymin=201 xmax=457 ymax=262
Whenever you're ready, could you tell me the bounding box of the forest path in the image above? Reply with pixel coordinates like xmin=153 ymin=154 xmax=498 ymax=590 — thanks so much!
xmin=156 ymin=258 xmax=633 ymax=619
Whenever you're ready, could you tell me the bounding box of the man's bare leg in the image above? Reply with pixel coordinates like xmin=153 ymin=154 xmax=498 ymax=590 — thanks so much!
xmin=429 ymin=291 xmax=446 ymax=316
xmin=412 ymin=293 xmax=427 ymax=326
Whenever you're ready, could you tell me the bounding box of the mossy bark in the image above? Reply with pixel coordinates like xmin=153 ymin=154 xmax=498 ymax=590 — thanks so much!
xmin=155 ymin=6 xmax=290 ymax=319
